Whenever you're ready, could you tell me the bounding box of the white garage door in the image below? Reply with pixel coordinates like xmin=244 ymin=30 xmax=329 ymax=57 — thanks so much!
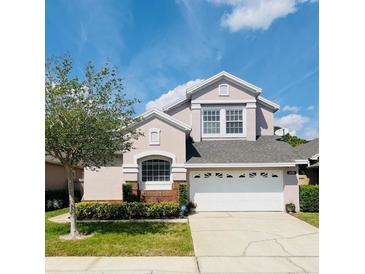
xmin=190 ymin=170 xmax=284 ymax=212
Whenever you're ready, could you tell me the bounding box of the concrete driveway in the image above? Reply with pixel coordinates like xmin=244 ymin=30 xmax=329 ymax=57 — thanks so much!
xmin=189 ymin=212 xmax=319 ymax=273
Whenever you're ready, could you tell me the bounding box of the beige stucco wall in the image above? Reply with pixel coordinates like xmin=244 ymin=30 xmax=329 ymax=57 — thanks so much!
xmin=256 ymin=103 xmax=274 ymax=136
xmin=123 ymin=116 xmax=187 ymax=164
xmin=191 ymin=78 xmax=256 ymax=102
xmin=83 ymin=156 xmax=123 ymax=201
xmin=83 ymin=116 xmax=189 ymax=199
xmin=166 ymin=101 xmax=191 ymax=126
xmin=246 ymin=105 xmax=257 ymax=141
xmin=283 ymin=166 xmax=300 ymax=212
xmin=191 ymin=105 xmax=201 ymax=142
xmin=45 ymin=162 xmax=83 ymax=191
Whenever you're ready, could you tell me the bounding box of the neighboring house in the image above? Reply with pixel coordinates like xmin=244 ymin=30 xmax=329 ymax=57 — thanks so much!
xmin=45 ymin=155 xmax=84 ymax=193
xmin=83 ymin=71 xmax=308 ymax=212
xmin=295 ymin=138 xmax=319 ymax=185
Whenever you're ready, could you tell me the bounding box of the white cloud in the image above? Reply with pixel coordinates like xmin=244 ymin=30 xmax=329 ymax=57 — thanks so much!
xmin=301 ymin=127 xmax=318 ymax=140
xmin=208 ymin=0 xmax=317 ymax=31
xmin=283 ymin=105 xmax=300 ymax=113
xmin=275 ymin=114 xmax=310 ymax=135
xmin=146 ymin=79 xmax=204 ymax=111
xmin=307 ymin=105 xmax=315 ymax=111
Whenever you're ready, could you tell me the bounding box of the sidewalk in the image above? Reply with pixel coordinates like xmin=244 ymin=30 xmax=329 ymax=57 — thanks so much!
xmin=46 ymin=256 xmax=199 ymax=274
xmin=46 ymin=256 xmax=317 ymax=274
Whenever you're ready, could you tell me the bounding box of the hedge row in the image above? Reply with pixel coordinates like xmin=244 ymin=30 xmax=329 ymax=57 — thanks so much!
xmin=76 ymin=201 xmax=180 ymax=220
xmin=299 ymin=185 xmax=319 ymax=212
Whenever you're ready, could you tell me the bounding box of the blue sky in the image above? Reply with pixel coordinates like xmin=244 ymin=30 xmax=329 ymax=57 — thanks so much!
xmin=46 ymin=0 xmax=318 ymax=139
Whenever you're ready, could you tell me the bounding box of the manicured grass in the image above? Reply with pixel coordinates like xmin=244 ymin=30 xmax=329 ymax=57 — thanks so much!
xmin=45 ymin=208 xmax=194 ymax=256
xmin=294 ymin=212 xmax=319 ymax=228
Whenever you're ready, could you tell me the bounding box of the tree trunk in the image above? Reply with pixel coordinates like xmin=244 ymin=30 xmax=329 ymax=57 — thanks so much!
xmin=65 ymin=165 xmax=79 ymax=238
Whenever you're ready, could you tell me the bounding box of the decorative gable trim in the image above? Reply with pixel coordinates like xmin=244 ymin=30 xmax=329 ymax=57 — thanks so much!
xmin=136 ymin=109 xmax=191 ymax=132
xmin=186 ymin=71 xmax=262 ymax=96
xmin=257 ymin=96 xmax=280 ymax=111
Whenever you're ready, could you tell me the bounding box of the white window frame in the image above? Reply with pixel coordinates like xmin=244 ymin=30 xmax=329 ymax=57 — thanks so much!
xmin=149 ymin=128 xmax=160 ymax=145
xmin=138 ymin=156 xmax=172 ymax=190
xmin=201 ymin=105 xmax=246 ymax=138
xmin=202 ymin=108 xmax=221 ymax=135
xmin=219 ymin=84 xmax=229 ymax=96
xmin=225 ymin=108 xmax=244 ymax=134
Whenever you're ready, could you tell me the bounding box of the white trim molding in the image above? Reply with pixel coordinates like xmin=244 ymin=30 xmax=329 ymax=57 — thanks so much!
xmin=122 ymin=164 xmax=139 ymax=173
xmin=133 ymin=150 xmax=177 ymax=165
xmin=257 ymin=96 xmax=280 ymax=111
xmin=185 ymin=162 xmax=296 ymax=168
xmin=191 ymin=103 xmax=201 ymax=110
xmin=172 ymin=167 xmax=187 ymax=173
xmin=295 ymin=159 xmax=309 ymax=165
xmin=310 ymin=153 xmax=319 ymax=160
xmin=246 ymin=102 xmax=257 ymax=109
xmin=192 ymin=99 xmax=256 ymax=105
xmin=162 ymin=97 xmax=188 ymax=112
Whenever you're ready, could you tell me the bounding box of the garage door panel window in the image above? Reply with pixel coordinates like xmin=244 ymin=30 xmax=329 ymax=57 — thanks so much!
xmin=260 ymin=172 xmax=268 ymax=178
xmin=249 ymin=172 xmax=257 ymax=178
xmin=204 ymin=173 xmax=212 ymax=178
xmin=215 ymin=172 xmax=223 ymax=178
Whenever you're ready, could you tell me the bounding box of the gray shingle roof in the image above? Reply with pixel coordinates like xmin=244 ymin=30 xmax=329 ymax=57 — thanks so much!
xmin=295 ymin=138 xmax=319 ymax=159
xmin=186 ymin=136 xmax=303 ymax=164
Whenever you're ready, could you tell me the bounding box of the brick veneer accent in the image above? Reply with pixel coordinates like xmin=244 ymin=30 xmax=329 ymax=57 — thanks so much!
xmin=125 ymin=181 xmax=139 ymax=196
xmin=141 ymin=181 xmax=181 ymax=203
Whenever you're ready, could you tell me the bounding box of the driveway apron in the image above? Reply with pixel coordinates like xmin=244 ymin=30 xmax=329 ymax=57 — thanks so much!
xmin=188 ymin=212 xmax=319 ymax=273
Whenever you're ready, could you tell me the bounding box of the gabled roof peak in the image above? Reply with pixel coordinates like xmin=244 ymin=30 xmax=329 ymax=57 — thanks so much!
xmin=136 ymin=108 xmax=191 ymax=132
xmin=186 ymin=71 xmax=262 ymax=95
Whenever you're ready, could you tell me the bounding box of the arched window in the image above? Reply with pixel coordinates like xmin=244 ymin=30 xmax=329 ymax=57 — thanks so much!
xmin=141 ymin=159 xmax=170 ymax=182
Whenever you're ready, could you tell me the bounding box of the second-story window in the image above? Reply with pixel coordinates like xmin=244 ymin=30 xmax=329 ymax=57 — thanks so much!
xmin=226 ymin=109 xmax=243 ymax=134
xmin=203 ymin=109 xmax=220 ymax=134
xmin=202 ymin=106 xmax=245 ymax=137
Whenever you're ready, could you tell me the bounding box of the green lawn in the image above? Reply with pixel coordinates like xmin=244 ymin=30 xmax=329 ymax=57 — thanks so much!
xmin=294 ymin=212 xmax=319 ymax=228
xmin=46 ymin=208 xmax=194 ymax=256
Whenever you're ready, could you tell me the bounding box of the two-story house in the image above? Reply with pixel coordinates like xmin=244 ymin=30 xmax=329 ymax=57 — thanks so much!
xmin=83 ymin=71 xmax=306 ymax=212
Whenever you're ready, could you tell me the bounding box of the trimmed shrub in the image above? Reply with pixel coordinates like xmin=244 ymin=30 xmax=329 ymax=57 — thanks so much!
xmin=299 ymin=185 xmax=319 ymax=212
xmin=76 ymin=201 xmax=181 ymax=220
xmin=178 ymin=183 xmax=188 ymax=206
xmin=45 ymin=189 xmax=82 ymax=211
xmin=122 ymin=183 xmax=140 ymax=202
xmin=285 ymin=202 xmax=296 ymax=213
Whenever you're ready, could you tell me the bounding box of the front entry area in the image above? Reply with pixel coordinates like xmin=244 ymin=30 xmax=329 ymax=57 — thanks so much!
xmin=189 ymin=170 xmax=284 ymax=211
